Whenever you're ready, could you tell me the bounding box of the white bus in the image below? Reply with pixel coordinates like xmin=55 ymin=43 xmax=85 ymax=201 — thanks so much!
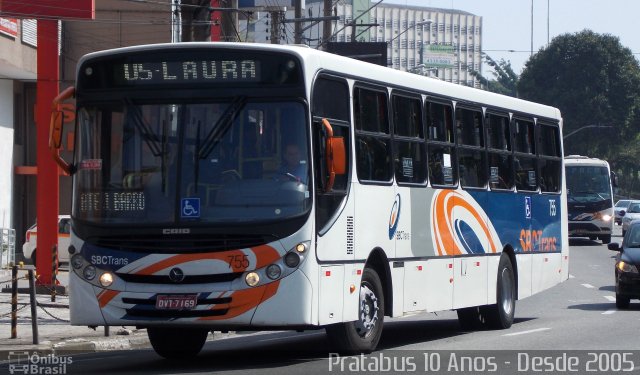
xmin=565 ymin=155 xmax=615 ymax=244
xmin=49 ymin=43 xmax=568 ymax=358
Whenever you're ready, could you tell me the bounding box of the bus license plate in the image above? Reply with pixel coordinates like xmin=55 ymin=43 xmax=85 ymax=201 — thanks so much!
xmin=155 ymin=294 xmax=198 ymax=310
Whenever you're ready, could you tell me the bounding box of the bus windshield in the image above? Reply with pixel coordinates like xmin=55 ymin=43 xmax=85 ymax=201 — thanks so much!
xmin=566 ymin=165 xmax=612 ymax=203
xmin=74 ymin=99 xmax=310 ymax=224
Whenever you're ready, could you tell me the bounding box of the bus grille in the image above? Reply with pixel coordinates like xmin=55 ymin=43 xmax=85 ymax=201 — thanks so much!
xmin=91 ymin=234 xmax=273 ymax=252
xmin=116 ymin=272 xmax=242 ymax=284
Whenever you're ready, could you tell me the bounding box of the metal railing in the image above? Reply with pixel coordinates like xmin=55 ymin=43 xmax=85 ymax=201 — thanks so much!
xmin=1 ymin=228 xmax=16 ymax=269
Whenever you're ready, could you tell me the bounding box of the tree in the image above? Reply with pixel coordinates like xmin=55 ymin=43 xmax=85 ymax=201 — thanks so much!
xmin=470 ymin=55 xmax=518 ymax=97
xmin=517 ymin=30 xmax=640 ymax=161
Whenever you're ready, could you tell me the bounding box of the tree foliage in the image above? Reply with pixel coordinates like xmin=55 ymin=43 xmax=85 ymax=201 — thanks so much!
xmin=517 ymin=30 xmax=640 ymax=164
xmin=470 ymin=55 xmax=518 ymax=97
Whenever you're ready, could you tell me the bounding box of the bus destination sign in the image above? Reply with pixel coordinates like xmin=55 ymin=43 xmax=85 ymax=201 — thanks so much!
xmin=121 ymin=60 xmax=260 ymax=84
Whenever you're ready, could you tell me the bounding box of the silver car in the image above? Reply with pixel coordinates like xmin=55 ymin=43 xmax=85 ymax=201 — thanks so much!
xmin=621 ymin=202 xmax=640 ymax=236
xmin=615 ymin=199 xmax=634 ymax=225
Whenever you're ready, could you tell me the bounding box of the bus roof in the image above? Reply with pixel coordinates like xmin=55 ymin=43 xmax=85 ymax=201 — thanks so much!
xmin=78 ymin=42 xmax=562 ymax=122
xmin=564 ymin=155 xmax=610 ymax=168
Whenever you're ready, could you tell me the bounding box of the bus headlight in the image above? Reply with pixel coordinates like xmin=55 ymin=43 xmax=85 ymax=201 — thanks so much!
xmin=266 ymin=264 xmax=282 ymax=280
xmin=99 ymin=272 xmax=114 ymax=287
xmin=284 ymin=252 xmax=300 ymax=268
xmin=71 ymin=254 xmax=84 ymax=270
xmin=83 ymin=265 xmax=97 ymax=280
xmin=245 ymin=272 xmax=260 ymax=287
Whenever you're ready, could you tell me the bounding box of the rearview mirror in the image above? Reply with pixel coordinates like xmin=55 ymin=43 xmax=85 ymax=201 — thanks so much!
xmin=607 ymin=243 xmax=621 ymax=251
xmin=321 ymin=118 xmax=346 ymax=192
xmin=49 ymin=87 xmax=75 ymax=175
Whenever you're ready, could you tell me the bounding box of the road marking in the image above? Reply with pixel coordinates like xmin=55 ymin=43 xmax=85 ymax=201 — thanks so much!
xmin=602 ymin=309 xmax=617 ymax=315
xmin=581 ymin=283 xmax=595 ymax=289
xmin=503 ymin=327 xmax=551 ymax=337
xmin=604 ymin=295 xmax=616 ymax=302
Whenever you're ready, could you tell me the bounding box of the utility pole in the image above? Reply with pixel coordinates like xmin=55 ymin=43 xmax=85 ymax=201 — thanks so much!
xmin=269 ymin=9 xmax=283 ymax=44
xmin=220 ymin=0 xmax=238 ymax=42
xmin=294 ymin=0 xmax=302 ymax=44
xmin=322 ymin=0 xmax=332 ymax=47
xmin=181 ymin=0 xmax=212 ymax=41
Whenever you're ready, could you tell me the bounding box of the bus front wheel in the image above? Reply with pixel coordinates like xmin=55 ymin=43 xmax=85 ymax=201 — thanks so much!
xmin=482 ymin=255 xmax=516 ymax=329
xmin=148 ymin=327 xmax=209 ymax=359
xmin=600 ymin=235 xmax=611 ymax=244
xmin=326 ymin=267 xmax=385 ymax=354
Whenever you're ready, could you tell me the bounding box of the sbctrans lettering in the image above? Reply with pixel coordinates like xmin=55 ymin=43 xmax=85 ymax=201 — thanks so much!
xmin=91 ymin=255 xmax=129 ymax=266
xmin=519 ymin=229 xmax=558 ymax=252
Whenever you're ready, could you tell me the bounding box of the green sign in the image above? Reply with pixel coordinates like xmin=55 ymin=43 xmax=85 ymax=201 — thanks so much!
xmin=423 ymin=45 xmax=456 ymax=68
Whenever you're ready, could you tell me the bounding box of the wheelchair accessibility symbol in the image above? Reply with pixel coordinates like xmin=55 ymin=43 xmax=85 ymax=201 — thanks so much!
xmin=181 ymin=198 xmax=200 ymax=218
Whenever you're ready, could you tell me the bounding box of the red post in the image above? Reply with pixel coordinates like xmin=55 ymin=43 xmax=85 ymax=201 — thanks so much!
xmin=35 ymin=19 xmax=60 ymax=286
xmin=210 ymin=0 xmax=221 ymax=41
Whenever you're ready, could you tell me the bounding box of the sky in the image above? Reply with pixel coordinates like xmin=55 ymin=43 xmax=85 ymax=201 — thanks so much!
xmin=386 ymin=0 xmax=640 ymax=75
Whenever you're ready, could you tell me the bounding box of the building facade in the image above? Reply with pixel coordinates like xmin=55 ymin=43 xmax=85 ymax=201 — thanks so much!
xmin=239 ymin=1 xmax=483 ymax=87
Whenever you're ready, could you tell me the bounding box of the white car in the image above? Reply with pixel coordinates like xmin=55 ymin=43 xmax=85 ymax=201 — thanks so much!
xmin=614 ymin=199 xmax=634 ymax=225
xmin=22 ymin=215 xmax=71 ymax=264
xmin=621 ymin=203 xmax=640 ymax=237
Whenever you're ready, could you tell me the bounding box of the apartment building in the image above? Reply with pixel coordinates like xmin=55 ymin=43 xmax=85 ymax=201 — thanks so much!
xmin=239 ymin=1 xmax=483 ymax=87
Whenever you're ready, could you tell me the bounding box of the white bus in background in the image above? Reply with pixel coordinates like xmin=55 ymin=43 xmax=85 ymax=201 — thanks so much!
xmin=49 ymin=43 xmax=568 ymax=359
xmin=565 ymin=155 xmax=615 ymax=244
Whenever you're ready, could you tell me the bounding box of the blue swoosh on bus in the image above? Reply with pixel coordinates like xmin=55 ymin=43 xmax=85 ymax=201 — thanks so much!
xmin=388 ymin=194 xmax=401 ymax=240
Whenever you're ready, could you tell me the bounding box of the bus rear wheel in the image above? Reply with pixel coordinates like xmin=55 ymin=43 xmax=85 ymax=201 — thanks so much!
xmin=326 ymin=267 xmax=384 ymax=354
xmin=482 ymin=255 xmax=516 ymax=329
xmin=148 ymin=327 xmax=209 ymax=359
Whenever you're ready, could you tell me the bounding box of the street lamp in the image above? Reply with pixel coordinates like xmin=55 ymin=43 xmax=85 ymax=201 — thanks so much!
xmin=563 ymin=124 xmax=613 ymax=139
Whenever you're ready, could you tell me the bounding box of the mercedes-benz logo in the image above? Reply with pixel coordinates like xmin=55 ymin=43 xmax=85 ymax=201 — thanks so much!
xmin=168 ymin=267 xmax=185 ymax=283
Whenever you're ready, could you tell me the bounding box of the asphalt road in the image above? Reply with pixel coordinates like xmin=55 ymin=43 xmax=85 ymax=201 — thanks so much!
xmin=3 ymin=225 xmax=639 ymax=375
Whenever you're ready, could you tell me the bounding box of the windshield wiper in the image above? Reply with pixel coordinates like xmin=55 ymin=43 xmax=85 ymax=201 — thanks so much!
xmin=124 ymin=99 xmax=163 ymax=157
xmin=198 ymin=96 xmax=247 ymax=160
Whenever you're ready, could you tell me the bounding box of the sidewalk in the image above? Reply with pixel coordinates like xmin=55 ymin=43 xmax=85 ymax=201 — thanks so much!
xmin=0 ymin=268 xmax=151 ymax=358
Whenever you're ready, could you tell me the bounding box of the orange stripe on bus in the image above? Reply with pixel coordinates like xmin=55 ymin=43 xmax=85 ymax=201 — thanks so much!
xmin=97 ymin=289 xmax=119 ymax=308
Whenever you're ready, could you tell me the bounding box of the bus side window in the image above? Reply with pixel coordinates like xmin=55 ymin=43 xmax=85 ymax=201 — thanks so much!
xmin=487 ymin=112 xmax=513 ymax=190
xmin=426 ymin=100 xmax=456 ymax=187
xmin=354 ymin=86 xmax=392 ymax=183
xmin=513 ymin=118 xmax=537 ymax=191
xmin=392 ymin=93 xmax=426 ymax=185
xmin=537 ymin=123 xmax=562 ymax=193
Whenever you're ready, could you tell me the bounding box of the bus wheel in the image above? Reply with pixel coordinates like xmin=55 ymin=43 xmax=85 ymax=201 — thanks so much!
xmin=456 ymin=307 xmax=484 ymax=330
xmin=482 ymin=255 xmax=516 ymax=329
xmin=600 ymin=235 xmax=611 ymax=244
xmin=326 ymin=267 xmax=385 ymax=353
xmin=616 ymin=293 xmax=630 ymax=309
xmin=148 ymin=327 xmax=209 ymax=359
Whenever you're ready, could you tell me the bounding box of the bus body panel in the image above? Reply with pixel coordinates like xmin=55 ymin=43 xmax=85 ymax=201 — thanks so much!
xmin=515 ymin=253 xmax=533 ymax=299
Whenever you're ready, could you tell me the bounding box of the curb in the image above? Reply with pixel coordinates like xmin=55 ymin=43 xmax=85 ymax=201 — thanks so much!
xmin=52 ymin=336 xmax=151 ymax=353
